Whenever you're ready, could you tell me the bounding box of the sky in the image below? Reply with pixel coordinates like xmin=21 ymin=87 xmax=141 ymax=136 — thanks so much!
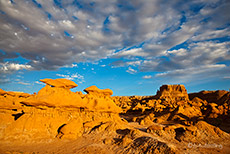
xmin=0 ymin=0 xmax=230 ymax=96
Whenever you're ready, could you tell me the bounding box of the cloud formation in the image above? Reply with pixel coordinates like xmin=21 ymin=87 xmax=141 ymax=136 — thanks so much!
xmin=0 ymin=62 xmax=32 ymax=83
xmin=0 ymin=0 xmax=230 ymax=85
xmin=142 ymin=75 xmax=152 ymax=79
xmin=155 ymin=64 xmax=227 ymax=82
xmin=0 ymin=62 xmax=32 ymax=74
xmin=126 ymin=67 xmax=137 ymax=74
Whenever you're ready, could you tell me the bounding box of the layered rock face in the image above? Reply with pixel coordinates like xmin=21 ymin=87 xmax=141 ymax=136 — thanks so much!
xmin=155 ymin=85 xmax=189 ymax=102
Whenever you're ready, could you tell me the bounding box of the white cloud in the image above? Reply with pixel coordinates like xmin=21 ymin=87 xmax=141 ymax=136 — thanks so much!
xmin=126 ymin=60 xmax=142 ymax=66
xmin=156 ymin=64 xmax=226 ymax=77
xmin=17 ymin=81 xmax=31 ymax=86
xmin=100 ymin=64 xmax=106 ymax=67
xmin=155 ymin=64 xmax=227 ymax=83
xmin=63 ymin=63 xmax=78 ymax=68
xmin=56 ymin=73 xmax=85 ymax=83
xmin=142 ymin=75 xmax=152 ymax=79
xmin=110 ymin=60 xmax=142 ymax=68
xmin=167 ymin=49 xmax=187 ymax=56
xmin=126 ymin=67 xmax=137 ymax=74
xmin=113 ymin=48 xmax=149 ymax=57
xmin=191 ymin=28 xmax=230 ymax=41
xmin=56 ymin=74 xmax=70 ymax=79
xmin=35 ymin=81 xmax=45 ymax=85
xmin=139 ymin=60 xmax=159 ymax=72
xmin=140 ymin=41 xmax=230 ymax=72
xmin=0 ymin=62 xmax=33 ymax=74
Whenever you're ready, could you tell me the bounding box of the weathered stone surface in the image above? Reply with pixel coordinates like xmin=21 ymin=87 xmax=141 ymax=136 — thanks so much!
xmin=177 ymin=104 xmax=202 ymax=118
xmin=180 ymin=121 xmax=230 ymax=143
xmin=155 ymin=85 xmax=189 ymax=101
xmin=0 ymin=79 xmax=123 ymax=142
xmin=118 ymin=136 xmax=176 ymax=154
xmin=22 ymin=85 xmax=84 ymax=108
xmin=21 ymin=79 xmax=121 ymax=113
xmin=189 ymin=90 xmax=230 ymax=105
xmin=40 ymin=78 xmax=78 ymax=89
xmin=0 ymin=89 xmax=31 ymax=109
xmin=84 ymin=85 xmax=113 ymax=96
xmin=56 ymin=117 xmax=83 ymax=139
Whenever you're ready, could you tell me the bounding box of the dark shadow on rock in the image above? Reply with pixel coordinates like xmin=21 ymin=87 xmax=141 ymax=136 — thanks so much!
xmin=116 ymin=128 xmax=131 ymax=135
xmin=136 ymin=127 xmax=147 ymax=133
xmin=12 ymin=110 xmax=25 ymax=120
xmin=57 ymin=124 xmax=66 ymax=134
xmin=167 ymin=106 xmax=179 ymax=121
xmin=175 ymin=127 xmax=185 ymax=142
xmin=204 ymin=115 xmax=230 ymax=133
xmin=89 ymin=122 xmax=104 ymax=134
xmin=154 ymin=107 xmax=171 ymax=117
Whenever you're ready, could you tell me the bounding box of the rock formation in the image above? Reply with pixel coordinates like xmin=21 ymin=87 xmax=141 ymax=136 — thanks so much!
xmin=0 ymin=82 xmax=230 ymax=154
xmin=155 ymin=84 xmax=189 ymax=102
xmin=0 ymin=79 xmax=123 ymax=142
xmin=112 ymin=85 xmax=230 ymax=153
xmin=40 ymin=78 xmax=78 ymax=89
xmin=84 ymin=85 xmax=113 ymax=96
xmin=21 ymin=79 xmax=121 ymax=112
xmin=189 ymin=90 xmax=230 ymax=105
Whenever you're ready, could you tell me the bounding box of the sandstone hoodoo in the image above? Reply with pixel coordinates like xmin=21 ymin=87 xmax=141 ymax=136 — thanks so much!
xmin=21 ymin=79 xmax=121 ymax=112
xmin=0 ymin=81 xmax=230 ymax=154
xmin=0 ymin=79 xmax=123 ymax=142
xmin=84 ymin=85 xmax=113 ymax=96
xmin=82 ymin=85 xmax=121 ymax=113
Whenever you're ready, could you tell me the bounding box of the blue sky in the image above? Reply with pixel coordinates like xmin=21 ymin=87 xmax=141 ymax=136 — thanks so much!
xmin=0 ymin=0 xmax=230 ymax=96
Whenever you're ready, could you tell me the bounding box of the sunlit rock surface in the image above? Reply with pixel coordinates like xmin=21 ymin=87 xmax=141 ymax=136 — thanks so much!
xmin=0 ymin=81 xmax=230 ymax=154
xmin=155 ymin=84 xmax=189 ymax=102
